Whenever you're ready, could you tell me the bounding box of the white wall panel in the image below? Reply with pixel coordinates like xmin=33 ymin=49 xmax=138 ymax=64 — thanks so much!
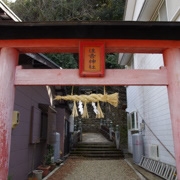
xmin=133 ymin=0 xmax=145 ymax=20
xmin=166 ymin=0 xmax=180 ymax=20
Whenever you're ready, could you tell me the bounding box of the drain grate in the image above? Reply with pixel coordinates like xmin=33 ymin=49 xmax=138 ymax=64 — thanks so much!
xmin=139 ymin=156 xmax=177 ymax=180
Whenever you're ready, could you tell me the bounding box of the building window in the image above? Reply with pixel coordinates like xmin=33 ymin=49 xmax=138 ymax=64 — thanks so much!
xmin=127 ymin=111 xmax=138 ymax=130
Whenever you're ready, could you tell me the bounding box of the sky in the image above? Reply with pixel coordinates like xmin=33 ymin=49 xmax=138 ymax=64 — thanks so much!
xmin=7 ymin=0 xmax=16 ymax=2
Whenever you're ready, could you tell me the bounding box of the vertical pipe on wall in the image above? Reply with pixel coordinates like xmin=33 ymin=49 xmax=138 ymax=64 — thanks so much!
xmin=163 ymin=48 xmax=180 ymax=179
xmin=0 ymin=48 xmax=19 ymax=179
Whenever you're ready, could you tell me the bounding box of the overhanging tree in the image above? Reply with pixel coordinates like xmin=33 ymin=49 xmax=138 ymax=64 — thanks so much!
xmin=6 ymin=0 xmax=125 ymax=69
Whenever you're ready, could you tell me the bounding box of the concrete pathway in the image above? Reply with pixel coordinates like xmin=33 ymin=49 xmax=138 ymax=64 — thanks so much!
xmin=82 ymin=133 xmax=111 ymax=143
xmin=47 ymin=133 xmax=141 ymax=180
xmin=48 ymin=159 xmax=140 ymax=180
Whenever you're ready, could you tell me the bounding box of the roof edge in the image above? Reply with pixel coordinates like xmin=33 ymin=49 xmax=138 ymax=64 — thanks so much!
xmin=0 ymin=0 xmax=21 ymax=22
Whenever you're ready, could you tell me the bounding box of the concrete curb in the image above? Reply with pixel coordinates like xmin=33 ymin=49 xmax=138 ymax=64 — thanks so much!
xmin=42 ymin=166 xmax=61 ymax=180
xmin=125 ymin=159 xmax=146 ymax=180
xmin=43 ymin=158 xmax=69 ymax=180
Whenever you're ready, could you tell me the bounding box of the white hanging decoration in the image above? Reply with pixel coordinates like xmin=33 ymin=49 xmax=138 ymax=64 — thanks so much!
xmin=78 ymin=100 xmax=83 ymax=115
xmin=92 ymin=102 xmax=99 ymax=115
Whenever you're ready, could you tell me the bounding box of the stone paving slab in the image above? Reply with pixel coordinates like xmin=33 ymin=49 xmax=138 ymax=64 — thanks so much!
xmin=48 ymin=159 xmax=140 ymax=180
xmin=82 ymin=133 xmax=111 ymax=143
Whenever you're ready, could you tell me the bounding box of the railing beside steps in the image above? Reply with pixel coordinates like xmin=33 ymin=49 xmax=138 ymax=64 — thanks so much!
xmin=100 ymin=125 xmax=112 ymax=141
xmin=71 ymin=130 xmax=81 ymax=148
xmin=100 ymin=124 xmax=120 ymax=149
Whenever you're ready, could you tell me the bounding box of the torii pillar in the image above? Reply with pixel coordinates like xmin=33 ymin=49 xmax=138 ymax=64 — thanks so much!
xmin=0 ymin=48 xmax=19 ymax=179
xmin=163 ymin=48 xmax=180 ymax=179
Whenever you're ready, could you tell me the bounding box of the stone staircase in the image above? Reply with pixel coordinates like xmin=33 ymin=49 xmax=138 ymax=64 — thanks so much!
xmin=69 ymin=142 xmax=124 ymax=159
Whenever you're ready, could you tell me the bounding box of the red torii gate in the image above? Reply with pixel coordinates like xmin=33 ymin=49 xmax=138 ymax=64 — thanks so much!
xmin=0 ymin=21 xmax=180 ymax=179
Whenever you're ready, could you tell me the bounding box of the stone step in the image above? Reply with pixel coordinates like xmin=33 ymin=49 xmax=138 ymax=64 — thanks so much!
xmin=78 ymin=142 xmax=114 ymax=145
xmin=71 ymin=151 xmax=123 ymax=154
xmin=77 ymin=143 xmax=115 ymax=148
xmin=72 ymin=148 xmax=120 ymax=151
xmin=76 ymin=145 xmax=116 ymax=149
xmin=69 ymin=154 xmax=124 ymax=158
xmin=68 ymin=156 xmax=123 ymax=160
xmin=70 ymin=142 xmax=124 ymax=159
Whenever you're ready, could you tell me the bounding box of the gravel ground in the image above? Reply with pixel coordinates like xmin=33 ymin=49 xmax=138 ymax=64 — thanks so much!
xmin=48 ymin=159 xmax=140 ymax=180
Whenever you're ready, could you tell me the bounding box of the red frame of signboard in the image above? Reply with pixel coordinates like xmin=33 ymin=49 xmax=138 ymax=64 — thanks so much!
xmin=79 ymin=42 xmax=105 ymax=77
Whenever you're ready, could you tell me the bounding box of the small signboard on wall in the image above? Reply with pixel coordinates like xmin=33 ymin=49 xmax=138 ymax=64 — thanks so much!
xmin=79 ymin=42 xmax=105 ymax=77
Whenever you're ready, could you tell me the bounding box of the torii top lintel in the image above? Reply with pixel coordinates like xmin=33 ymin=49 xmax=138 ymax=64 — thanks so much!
xmin=0 ymin=21 xmax=180 ymax=53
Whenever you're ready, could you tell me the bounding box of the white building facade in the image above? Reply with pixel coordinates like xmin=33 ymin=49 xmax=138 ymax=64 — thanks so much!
xmin=119 ymin=0 xmax=180 ymax=166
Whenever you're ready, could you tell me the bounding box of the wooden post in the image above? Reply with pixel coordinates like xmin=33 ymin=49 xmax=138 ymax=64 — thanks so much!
xmin=163 ymin=48 xmax=180 ymax=179
xmin=0 ymin=48 xmax=19 ymax=179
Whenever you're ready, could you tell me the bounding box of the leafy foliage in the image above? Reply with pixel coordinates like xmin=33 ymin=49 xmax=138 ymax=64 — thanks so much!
xmin=44 ymin=145 xmax=54 ymax=165
xmin=45 ymin=53 xmax=78 ymax=69
xmin=105 ymin=53 xmax=122 ymax=69
xmin=9 ymin=0 xmax=125 ymax=21
xmin=6 ymin=0 xmax=125 ymax=69
xmin=95 ymin=0 xmax=125 ymax=20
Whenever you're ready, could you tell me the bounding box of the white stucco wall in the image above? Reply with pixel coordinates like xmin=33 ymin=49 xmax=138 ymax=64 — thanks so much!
xmin=127 ymin=54 xmax=176 ymax=166
xmin=133 ymin=0 xmax=145 ymax=20
xmin=166 ymin=0 xmax=180 ymax=20
xmin=176 ymin=15 xmax=180 ymax=21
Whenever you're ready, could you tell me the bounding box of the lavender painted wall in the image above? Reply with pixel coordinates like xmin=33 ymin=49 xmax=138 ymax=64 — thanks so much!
xmin=56 ymin=108 xmax=65 ymax=156
xmin=56 ymin=108 xmax=70 ymax=156
xmin=8 ymin=86 xmax=50 ymax=180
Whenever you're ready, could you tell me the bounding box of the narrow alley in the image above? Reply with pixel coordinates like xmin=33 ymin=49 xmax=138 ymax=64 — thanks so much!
xmin=48 ymin=133 xmax=140 ymax=180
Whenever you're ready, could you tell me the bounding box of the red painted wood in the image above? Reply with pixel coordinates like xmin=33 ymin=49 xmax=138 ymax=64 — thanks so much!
xmin=0 ymin=48 xmax=19 ymax=179
xmin=0 ymin=39 xmax=180 ymax=53
xmin=163 ymin=48 xmax=180 ymax=179
xmin=79 ymin=42 xmax=105 ymax=77
xmin=15 ymin=67 xmax=168 ymax=86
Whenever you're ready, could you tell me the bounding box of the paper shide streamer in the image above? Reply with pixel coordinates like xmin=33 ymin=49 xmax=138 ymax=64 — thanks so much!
xmin=78 ymin=101 xmax=83 ymax=115
xmin=92 ymin=102 xmax=98 ymax=115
